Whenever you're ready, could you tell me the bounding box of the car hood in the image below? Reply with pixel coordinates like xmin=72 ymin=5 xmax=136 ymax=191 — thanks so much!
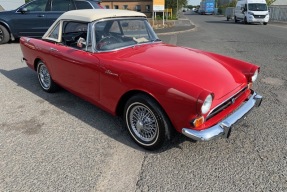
xmin=0 ymin=10 xmax=14 ymax=16
xmin=118 ymin=43 xmax=247 ymax=100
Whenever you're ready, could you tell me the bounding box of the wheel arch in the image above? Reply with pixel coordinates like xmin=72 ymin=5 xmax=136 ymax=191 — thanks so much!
xmin=116 ymin=90 xmax=172 ymax=126
xmin=34 ymin=58 xmax=42 ymax=71
xmin=118 ymin=89 xmax=175 ymax=146
xmin=0 ymin=21 xmax=14 ymax=41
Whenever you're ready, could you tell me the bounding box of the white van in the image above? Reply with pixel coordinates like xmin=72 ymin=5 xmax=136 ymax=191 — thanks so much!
xmin=234 ymin=0 xmax=269 ymax=25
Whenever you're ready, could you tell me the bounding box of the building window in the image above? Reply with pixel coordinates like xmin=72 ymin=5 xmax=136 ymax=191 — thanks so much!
xmin=123 ymin=5 xmax=128 ymax=10
xmin=146 ymin=5 xmax=150 ymax=12
xmin=105 ymin=5 xmax=109 ymax=9
xmin=135 ymin=5 xmax=141 ymax=12
xmin=114 ymin=5 xmax=119 ymax=9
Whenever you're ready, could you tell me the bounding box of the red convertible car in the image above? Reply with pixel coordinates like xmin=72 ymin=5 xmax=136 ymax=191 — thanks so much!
xmin=20 ymin=9 xmax=262 ymax=150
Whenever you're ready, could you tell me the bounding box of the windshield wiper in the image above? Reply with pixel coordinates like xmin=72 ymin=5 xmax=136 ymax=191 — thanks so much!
xmin=152 ymin=38 xmax=161 ymax=42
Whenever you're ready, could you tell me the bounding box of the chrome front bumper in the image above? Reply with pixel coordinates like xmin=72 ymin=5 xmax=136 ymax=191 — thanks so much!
xmin=182 ymin=92 xmax=262 ymax=141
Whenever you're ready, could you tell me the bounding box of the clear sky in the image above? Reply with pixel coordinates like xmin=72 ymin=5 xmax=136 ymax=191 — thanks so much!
xmin=188 ymin=0 xmax=201 ymax=6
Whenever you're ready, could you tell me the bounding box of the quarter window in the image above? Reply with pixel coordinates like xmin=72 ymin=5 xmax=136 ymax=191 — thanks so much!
xmin=47 ymin=22 xmax=60 ymax=40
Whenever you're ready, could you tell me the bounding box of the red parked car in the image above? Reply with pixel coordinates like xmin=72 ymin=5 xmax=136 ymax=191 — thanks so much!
xmin=20 ymin=9 xmax=262 ymax=150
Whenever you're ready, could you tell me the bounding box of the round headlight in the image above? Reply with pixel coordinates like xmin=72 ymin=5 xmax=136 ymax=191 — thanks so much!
xmin=201 ymin=94 xmax=213 ymax=114
xmin=251 ymin=69 xmax=258 ymax=82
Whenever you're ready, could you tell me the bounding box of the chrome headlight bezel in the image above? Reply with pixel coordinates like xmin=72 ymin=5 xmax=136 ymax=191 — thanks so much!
xmin=251 ymin=69 xmax=258 ymax=82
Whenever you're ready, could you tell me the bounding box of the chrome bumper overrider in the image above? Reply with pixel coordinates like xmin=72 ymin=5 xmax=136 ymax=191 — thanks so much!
xmin=182 ymin=92 xmax=262 ymax=141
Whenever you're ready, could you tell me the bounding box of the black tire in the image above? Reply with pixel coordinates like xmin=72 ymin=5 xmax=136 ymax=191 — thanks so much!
xmin=37 ymin=60 xmax=58 ymax=93
xmin=0 ymin=25 xmax=10 ymax=44
xmin=263 ymin=22 xmax=267 ymax=25
xmin=244 ymin=17 xmax=248 ymax=24
xmin=124 ymin=94 xmax=172 ymax=150
xmin=234 ymin=16 xmax=238 ymax=23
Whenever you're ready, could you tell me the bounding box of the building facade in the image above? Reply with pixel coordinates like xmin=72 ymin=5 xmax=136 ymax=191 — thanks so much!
xmin=101 ymin=0 xmax=153 ymax=17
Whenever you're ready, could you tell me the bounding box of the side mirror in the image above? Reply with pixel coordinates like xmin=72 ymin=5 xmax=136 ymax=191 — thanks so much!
xmin=19 ymin=8 xmax=28 ymax=13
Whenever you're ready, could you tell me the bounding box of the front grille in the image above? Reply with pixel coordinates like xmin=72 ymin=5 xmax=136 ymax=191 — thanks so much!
xmin=206 ymin=87 xmax=248 ymax=120
xmin=254 ymin=15 xmax=266 ymax=19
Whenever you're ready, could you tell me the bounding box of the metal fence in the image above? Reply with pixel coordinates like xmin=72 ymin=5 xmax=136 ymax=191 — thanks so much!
xmin=269 ymin=6 xmax=287 ymax=22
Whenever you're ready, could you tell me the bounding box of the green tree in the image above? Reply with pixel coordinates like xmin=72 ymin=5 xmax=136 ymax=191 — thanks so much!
xmin=266 ymin=0 xmax=276 ymax=6
xmin=166 ymin=0 xmax=188 ymax=16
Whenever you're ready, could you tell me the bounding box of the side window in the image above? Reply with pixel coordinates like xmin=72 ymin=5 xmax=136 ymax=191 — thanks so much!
xmin=75 ymin=1 xmax=93 ymax=9
xmin=62 ymin=21 xmax=88 ymax=50
xmin=51 ymin=0 xmax=75 ymax=11
xmin=21 ymin=0 xmax=47 ymax=12
xmin=47 ymin=22 xmax=60 ymax=40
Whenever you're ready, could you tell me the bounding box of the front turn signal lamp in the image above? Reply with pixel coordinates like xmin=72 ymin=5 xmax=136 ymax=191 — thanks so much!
xmin=192 ymin=116 xmax=205 ymax=128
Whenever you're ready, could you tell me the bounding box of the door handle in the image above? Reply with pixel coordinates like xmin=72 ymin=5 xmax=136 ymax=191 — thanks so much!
xmin=38 ymin=14 xmax=45 ymax=17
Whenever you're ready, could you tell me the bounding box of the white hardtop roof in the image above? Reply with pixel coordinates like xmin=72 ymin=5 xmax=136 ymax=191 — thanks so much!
xmin=58 ymin=9 xmax=146 ymax=22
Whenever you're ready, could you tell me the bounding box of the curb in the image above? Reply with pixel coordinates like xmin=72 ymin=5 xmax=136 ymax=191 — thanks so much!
xmin=155 ymin=19 xmax=196 ymax=35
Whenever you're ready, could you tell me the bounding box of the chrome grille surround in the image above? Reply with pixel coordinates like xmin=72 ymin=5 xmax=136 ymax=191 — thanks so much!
xmin=206 ymin=86 xmax=248 ymax=121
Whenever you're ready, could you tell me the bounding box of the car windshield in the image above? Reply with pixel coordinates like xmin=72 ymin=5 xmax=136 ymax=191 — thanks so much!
xmin=94 ymin=18 xmax=160 ymax=51
xmin=248 ymin=3 xmax=267 ymax=11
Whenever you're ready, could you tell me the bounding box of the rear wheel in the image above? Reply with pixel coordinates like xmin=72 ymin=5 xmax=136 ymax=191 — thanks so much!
xmin=0 ymin=25 xmax=10 ymax=44
xmin=37 ymin=60 xmax=58 ymax=93
xmin=124 ymin=94 xmax=172 ymax=150
xmin=234 ymin=16 xmax=238 ymax=23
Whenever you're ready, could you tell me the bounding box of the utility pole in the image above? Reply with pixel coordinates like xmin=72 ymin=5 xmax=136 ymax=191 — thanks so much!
xmin=177 ymin=0 xmax=179 ymax=19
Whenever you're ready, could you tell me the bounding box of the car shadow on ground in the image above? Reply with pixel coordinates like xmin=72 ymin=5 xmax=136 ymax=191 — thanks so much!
xmin=0 ymin=67 xmax=192 ymax=152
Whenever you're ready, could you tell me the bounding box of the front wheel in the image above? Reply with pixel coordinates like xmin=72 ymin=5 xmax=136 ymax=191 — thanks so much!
xmin=244 ymin=17 xmax=248 ymax=24
xmin=263 ymin=22 xmax=267 ymax=25
xmin=37 ymin=61 xmax=58 ymax=92
xmin=234 ymin=16 xmax=238 ymax=23
xmin=124 ymin=94 xmax=172 ymax=150
xmin=0 ymin=25 xmax=10 ymax=44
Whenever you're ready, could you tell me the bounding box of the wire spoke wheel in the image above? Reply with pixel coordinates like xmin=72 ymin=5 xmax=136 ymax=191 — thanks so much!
xmin=129 ymin=103 xmax=158 ymax=142
xmin=38 ymin=64 xmax=51 ymax=89
xmin=36 ymin=61 xmax=58 ymax=93
xmin=124 ymin=94 xmax=172 ymax=150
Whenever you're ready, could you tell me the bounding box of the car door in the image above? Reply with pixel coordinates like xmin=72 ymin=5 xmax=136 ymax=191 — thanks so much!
xmin=45 ymin=21 xmax=101 ymax=101
xmin=11 ymin=0 xmax=52 ymax=37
